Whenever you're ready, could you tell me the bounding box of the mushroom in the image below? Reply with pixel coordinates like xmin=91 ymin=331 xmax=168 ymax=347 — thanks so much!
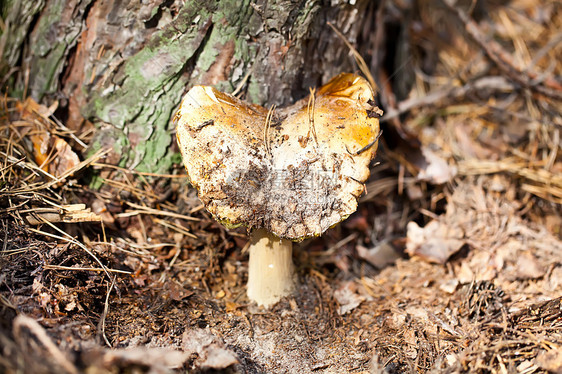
xmin=175 ymin=73 xmax=382 ymax=307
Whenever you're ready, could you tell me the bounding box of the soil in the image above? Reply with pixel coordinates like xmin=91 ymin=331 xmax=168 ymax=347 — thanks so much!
xmin=1 ymin=168 xmax=561 ymax=373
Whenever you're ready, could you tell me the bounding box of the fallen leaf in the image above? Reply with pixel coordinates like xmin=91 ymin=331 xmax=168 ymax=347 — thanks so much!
xmin=82 ymin=347 xmax=189 ymax=373
xmin=15 ymin=97 xmax=80 ymax=178
xmin=167 ymin=280 xmax=194 ymax=301
xmin=334 ymin=281 xmax=364 ymax=315
xmin=182 ymin=328 xmax=238 ymax=369
xmin=356 ymin=241 xmax=401 ymax=269
xmin=50 ymin=137 xmax=80 ymax=177
xmin=416 ymin=147 xmax=457 ymax=184
xmin=515 ymin=252 xmax=546 ymax=280
xmin=439 ymin=279 xmax=459 ymax=294
xmin=406 ymin=221 xmax=465 ymax=264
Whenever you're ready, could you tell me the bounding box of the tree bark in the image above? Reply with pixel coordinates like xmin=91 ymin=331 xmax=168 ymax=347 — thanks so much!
xmin=2 ymin=0 xmax=372 ymax=173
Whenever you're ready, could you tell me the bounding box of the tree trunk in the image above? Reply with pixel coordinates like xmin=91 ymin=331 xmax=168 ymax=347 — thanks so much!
xmin=2 ymin=0 xmax=373 ymax=173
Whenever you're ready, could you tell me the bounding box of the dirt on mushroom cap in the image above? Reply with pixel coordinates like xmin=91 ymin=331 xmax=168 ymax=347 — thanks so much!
xmin=175 ymin=73 xmax=382 ymax=240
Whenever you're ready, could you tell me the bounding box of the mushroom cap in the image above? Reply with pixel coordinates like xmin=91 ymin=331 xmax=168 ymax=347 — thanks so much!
xmin=175 ymin=73 xmax=382 ymax=240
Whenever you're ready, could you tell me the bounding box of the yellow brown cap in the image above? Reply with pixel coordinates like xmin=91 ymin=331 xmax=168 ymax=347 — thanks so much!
xmin=176 ymin=73 xmax=382 ymax=240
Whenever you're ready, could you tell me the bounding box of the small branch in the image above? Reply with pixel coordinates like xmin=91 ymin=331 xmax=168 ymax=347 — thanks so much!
xmin=383 ymin=76 xmax=514 ymax=121
xmin=43 ymin=265 xmax=131 ymax=274
xmin=14 ymin=315 xmax=79 ymax=374
xmin=98 ymin=276 xmax=117 ymax=347
xmin=120 ymin=201 xmax=201 ymax=221
xmin=442 ymin=0 xmax=562 ymax=100
xmin=21 ymin=203 xmax=102 ymax=225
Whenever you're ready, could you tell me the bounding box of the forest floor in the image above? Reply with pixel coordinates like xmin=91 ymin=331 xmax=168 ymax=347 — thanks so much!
xmin=1 ymin=1 xmax=562 ymax=373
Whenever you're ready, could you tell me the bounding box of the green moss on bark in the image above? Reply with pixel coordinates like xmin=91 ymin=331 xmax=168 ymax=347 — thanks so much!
xmin=84 ymin=3 xmax=216 ymax=173
xmin=86 ymin=0 xmax=262 ymax=173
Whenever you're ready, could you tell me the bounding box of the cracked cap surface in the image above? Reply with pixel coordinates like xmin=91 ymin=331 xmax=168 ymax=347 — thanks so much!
xmin=175 ymin=73 xmax=382 ymax=240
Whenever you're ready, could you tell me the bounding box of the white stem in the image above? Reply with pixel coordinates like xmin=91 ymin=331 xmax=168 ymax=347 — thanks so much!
xmin=247 ymin=229 xmax=295 ymax=307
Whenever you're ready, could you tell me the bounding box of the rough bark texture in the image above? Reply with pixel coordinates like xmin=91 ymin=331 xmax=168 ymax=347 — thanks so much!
xmin=2 ymin=0 xmax=371 ymax=173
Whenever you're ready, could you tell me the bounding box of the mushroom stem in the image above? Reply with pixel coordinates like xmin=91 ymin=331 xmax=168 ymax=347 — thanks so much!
xmin=247 ymin=229 xmax=295 ymax=307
